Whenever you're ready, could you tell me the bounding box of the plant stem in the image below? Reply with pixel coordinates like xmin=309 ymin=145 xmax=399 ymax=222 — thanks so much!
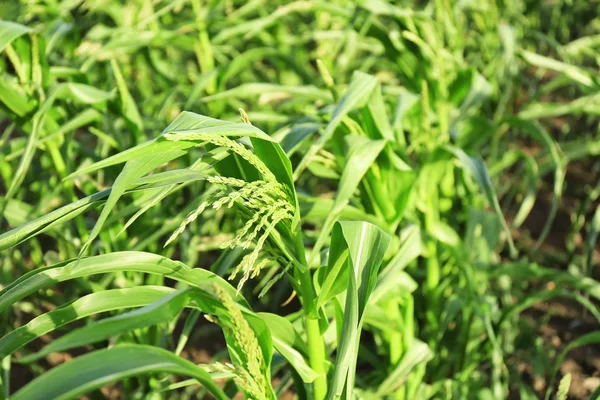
xmin=425 ymin=195 xmax=440 ymax=332
xmin=385 ymin=300 xmax=403 ymax=365
xmin=292 ymin=227 xmax=328 ymax=400
xmin=306 ymin=315 xmax=327 ymax=400
xmin=299 ymin=268 xmax=327 ymax=399
xmin=191 ymin=0 xmax=216 ymax=94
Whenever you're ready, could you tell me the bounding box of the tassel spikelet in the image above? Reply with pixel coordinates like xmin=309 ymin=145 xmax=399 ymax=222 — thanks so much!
xmin=165 ymin=132 xmax=277 ymax=182
xmin=206 ymin=175 xmax=247 ymax=187
xmin=213 ymin=285 xmax=271 ymax=400
xmin=229 ymin=202 xmax=293 ymax=292
xmin=222 ymin=208 xmax=268 ymax=250
xmin=164 ymin=200 xmax=210 ymax=246
xmin=259 ymin=261 xmax=292 ymax=298
xmin=164 ymin=132 xmax=294 ymax=293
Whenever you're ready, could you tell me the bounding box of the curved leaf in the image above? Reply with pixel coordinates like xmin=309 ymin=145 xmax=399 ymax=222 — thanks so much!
xmin=0 ymin=20 xmax=31 ymax=52
xmin=12 ymin=345 xmax=228 ymax=400
xmin=445 ymin=145 xmax=517 ymax=257
xmin=258 ymin=312 xmax=319 ymax=383
xmin=80 ymin=149 xmax=188 ymax=255
xmin=0 ymin=251 xmax=244 ymax=314
xmin=0 ymin=286 xmax=173 ymax=358
xmin=19 ymin=288 xmax=209 ymax=363
xmin=310 ymin=135 xmax=386 ymax=260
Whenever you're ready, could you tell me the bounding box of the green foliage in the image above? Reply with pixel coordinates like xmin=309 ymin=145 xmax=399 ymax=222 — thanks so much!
xmin=1 ymin=1 xmax=599 ymax=399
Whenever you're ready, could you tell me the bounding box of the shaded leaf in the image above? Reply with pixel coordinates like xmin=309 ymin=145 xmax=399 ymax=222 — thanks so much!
xmin=12 ymin=345 xmax=227 ymax=400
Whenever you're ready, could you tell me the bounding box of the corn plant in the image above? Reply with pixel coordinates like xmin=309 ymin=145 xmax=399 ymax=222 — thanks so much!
xmin=2 ymin=1 xmax=600 ymax=399
xmin=0 ymin=111 xmax=397 ymax=399
xmin=276 ymin=64 xmax=600 ymax=398
xmin=2 ymin=92 xmax=598 ymax=400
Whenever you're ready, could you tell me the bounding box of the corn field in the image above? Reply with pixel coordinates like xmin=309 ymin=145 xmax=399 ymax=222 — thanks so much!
xmin=1 ymin=1 xmax=599 ymax=399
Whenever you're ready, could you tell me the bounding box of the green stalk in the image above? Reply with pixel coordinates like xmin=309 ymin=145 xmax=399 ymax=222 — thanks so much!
xmin=306 ymin=313 xmax=327 ymax=400
xmin=385 ymin=300 xmax=403 ymax=365
xmin=0 ymin=355 xmax=9 ymax=400
xmin=5 ymin=44 xmax=26 ymax=84
xmin=403 ymin=295 xmax=414 ymax=350
xmin=298 ymin=266 xmax=327 ymax=400
xmin=191 ymin=0 xmax=216 ymax=94
xmin=385 ymin=300 xmax=404 ymax=400
xmin=293 ymin=229 xmax=327 ymax=400
xmin=425 ymin=196 xmax=440 ymax=331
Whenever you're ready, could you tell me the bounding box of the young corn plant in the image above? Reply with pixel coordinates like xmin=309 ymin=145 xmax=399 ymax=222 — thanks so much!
xmin=3 ymin=1 xmax=600 ymax=399
xmin=282 ymin=63 xmax=600 ymax=398
xmin=0 ymin=110 xmax=392 ymax=399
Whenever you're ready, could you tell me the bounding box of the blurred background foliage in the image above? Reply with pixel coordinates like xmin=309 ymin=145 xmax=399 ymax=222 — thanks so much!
xmin=1 ymin=0 xmax=600 ymax=399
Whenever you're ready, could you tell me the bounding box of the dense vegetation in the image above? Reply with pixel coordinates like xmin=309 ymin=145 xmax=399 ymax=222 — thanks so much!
xmin=1 ymin=1 xmax=599 ymax=399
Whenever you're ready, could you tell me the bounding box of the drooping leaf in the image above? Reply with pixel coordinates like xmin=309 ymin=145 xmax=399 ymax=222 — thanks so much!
xmin=0 ymin=190 xmax=108 ymax=251
xmin=0 ymin=252 xmax=244 ymax=314
xmin=0 ymin=286 xmax=174 ymax=358
xmin=490 ymin=262 xmax=600 ymax=301
xmin=111 ymin=59 xmax=143 ymax=136
xmin=503 ymin=118 xmax=566 ymax=249
xmin=445 ymin=145 xmax=517 ymax=257
xmin=19 ymin=288 xmax=228 ymax=363
xmin=376 ymin=340 xmax=433 ymax=396
xmin=12 ymin=345 xmax=228 ymax=400
xmin=520 ymin=50 xmax=597 ymax=88
xmin=0 ymin=20 xmax=31 ymax=52
xmin=80 ymin=150 xmax=188 ymax=255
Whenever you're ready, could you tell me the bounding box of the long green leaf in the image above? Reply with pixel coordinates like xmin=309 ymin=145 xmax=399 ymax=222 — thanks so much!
xmin=12 ymin=345 xmax=228 ymax=400
xmin=0 ymin=286 xmax=173 ymax=358
xmin=445 ymin=145 xmax=517 ymax=257
xmin=19 ymin=288 xmax=219 ymax=363
xmin=520 ymin=50 xmax=597 ymax=88
xmin=201 ymin=83 xmax=331 ymax=103
xmin=503 ymin=118 xmax=566 ymax=249
xmin=80 ymin=150 xmax=188 ymax=255
xmin=0 ymin=251 xmax=243 ymax=313
xmin=0 ymin=146 xmax=231 ymax=251
xmin=0 ymin=189 xmax=108 ymax=251
xmin=490 ymin=262 xmax=600 ymax=300
xmin=326 ymin=221 xmax=391 ymax=400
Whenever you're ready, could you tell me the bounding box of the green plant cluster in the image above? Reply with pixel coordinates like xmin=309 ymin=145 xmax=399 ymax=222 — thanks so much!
xmin=1 ymin=1 xmax=599 ymax=399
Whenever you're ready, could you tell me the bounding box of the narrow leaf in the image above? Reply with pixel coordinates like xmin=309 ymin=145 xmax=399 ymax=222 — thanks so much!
xmin=12 ymin=345 xmax=228 ymax=400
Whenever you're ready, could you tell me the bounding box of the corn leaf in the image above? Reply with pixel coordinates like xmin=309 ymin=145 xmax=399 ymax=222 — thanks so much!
xmin=12 ymin=345 xmax=228 ymax=400
xmin=326 ymin=221 xmax=391 ymax=400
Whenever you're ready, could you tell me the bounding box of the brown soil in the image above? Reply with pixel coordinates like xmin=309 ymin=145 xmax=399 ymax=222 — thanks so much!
xmin=514 ymin=153 xmax=600 ymax=399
